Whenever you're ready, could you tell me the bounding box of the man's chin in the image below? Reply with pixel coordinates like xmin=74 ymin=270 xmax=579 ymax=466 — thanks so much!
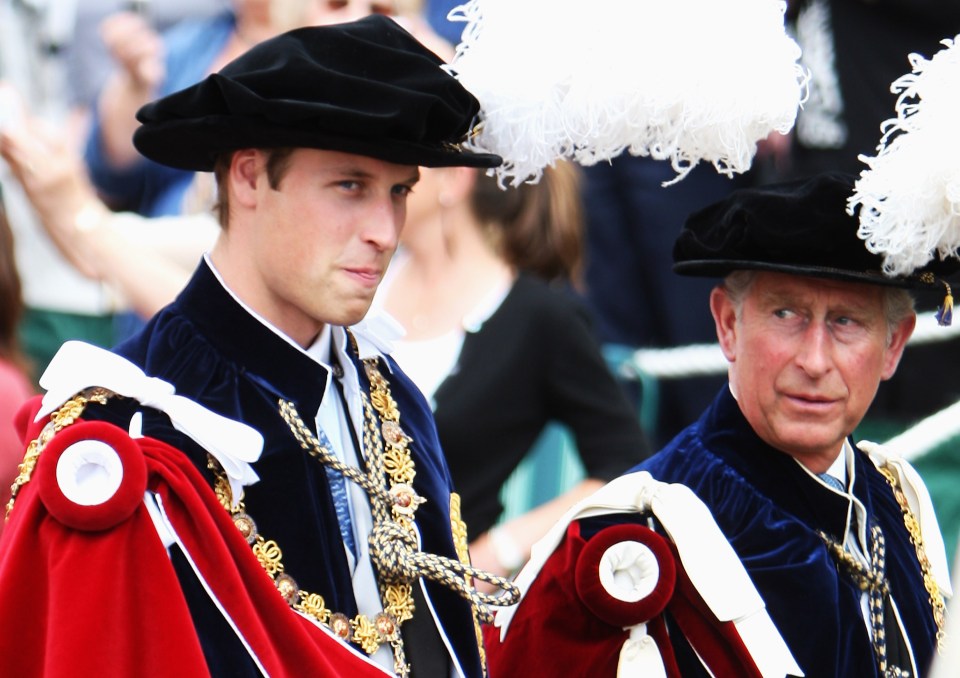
xmin=774 ymin=427 xmax=848 ymax=465
xmin=338 ymin=300 xmax=376 ymax=327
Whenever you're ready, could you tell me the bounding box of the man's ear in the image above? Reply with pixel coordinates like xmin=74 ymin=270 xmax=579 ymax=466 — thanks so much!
xmin=881 ymin=313 xmax=916 ymax=381
xmin=710 ymin=286 xmax=738 ymax=362
xmin=229 ymin=149 xmax=263 ymax=210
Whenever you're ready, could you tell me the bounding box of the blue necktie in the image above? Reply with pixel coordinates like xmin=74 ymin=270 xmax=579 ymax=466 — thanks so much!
xmin=316 ymin=424 xmax=358 ymax=559
xmin=818 ymin=473 xmax=846 ymax=493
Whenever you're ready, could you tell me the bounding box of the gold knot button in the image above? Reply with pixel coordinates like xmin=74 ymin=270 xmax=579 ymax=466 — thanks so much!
xmin=390 ymin=483 xmax=425 ymax=516
xmin=234 ymin=513 xmax=258 ymax=544
xmin=330 ymin=613 xmax=352 ymax=641
xmin=276 ymin=573 xmax=299 ymax=604
xmin=375 ymin=612 xmax=398 ymax=639
xmin=381 ymin=420 xmax=408 ymax=446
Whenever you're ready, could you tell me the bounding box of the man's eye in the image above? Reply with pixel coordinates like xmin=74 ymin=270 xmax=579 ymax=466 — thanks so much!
xmin=773 ymin=308 xmax=792 ymax=319
xmin=393 ymin=185 xmax=413 ymax=197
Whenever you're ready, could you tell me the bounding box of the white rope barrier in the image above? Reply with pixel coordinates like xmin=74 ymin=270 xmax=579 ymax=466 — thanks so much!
xmin=622 ymin=343 xmax=727 ymax=380
xmin=883 ymin=398 xmax=960 ymax=461
xmin=910 ymin=311 xmax=960 ymax=343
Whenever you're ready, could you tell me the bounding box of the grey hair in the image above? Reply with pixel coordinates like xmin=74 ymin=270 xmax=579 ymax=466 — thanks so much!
xmin=719 ymin=270 xmax=915 ymax=343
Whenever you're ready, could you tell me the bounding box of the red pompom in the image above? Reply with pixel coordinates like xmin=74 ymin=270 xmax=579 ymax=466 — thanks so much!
xmin=36 ymin=421 xmax=147 ymax=531
xmin=575 ymin=523 xmax=677 ymax=627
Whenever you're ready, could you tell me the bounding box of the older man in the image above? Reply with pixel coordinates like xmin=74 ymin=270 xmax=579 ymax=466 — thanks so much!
xmin=485 ymin=173 xmax=953 ymax=678
xmin=0 ymin=16 xmax=517 ymax=678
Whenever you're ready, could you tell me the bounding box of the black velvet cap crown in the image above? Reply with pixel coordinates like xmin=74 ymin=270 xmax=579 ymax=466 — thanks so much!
xmin=673 ymin=172 xmax=954 ymax=289
xmin=132 ymin=15 xmax=501 ymax=171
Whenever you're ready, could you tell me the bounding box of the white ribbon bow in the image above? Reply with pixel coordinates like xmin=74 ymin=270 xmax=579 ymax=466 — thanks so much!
xmin=617 ymin=624 xmax=667 ymax=677
xmin=38 ymin=341 xmax=263 ymax=507
xmin=597 ymin=541 xmax=668 ymax=677
xmin=496 ymin=471 xmax=803 ymax=678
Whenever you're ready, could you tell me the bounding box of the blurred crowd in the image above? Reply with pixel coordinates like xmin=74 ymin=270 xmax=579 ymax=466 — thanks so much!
xmin=1 ymin=0 xmax=959 ymax=562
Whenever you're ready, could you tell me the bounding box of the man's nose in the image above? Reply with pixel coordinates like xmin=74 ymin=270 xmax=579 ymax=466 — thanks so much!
xmin=363 ymin=199 xmax=401 ymax=251
xmin=795 ymin=322 xmax=832 ymax=377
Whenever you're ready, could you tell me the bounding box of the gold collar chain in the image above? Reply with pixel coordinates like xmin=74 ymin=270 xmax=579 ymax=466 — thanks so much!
xmin=819 ymin=526 xmax=907 ymax=678
xmin=10 ymin=358 xmax=518 ymax=677
xmin=213 ymin=355 xmax=417 ymax=676
xmin=5 ymin=388 xmax=112 ymax=519
xmin=877 ymin=464 xmax=946 ymax=652
xmin=215 ymin=356 xmax=519 ymax=678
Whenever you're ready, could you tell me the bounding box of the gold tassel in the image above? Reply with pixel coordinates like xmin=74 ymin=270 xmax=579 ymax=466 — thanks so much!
xmin=936 ymin=281 xmax=953 ymax=326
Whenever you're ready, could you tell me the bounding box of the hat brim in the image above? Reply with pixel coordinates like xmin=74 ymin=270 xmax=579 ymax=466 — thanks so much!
xmin=673 ymin=259 xmax=940 ymax=290
xmin=133 ymin=115 xmax=502 ymax=172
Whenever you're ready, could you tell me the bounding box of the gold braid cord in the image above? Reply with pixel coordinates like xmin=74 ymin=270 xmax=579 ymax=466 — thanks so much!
xmin=877 ymin=464 xmax=947 ymax=652
xmin=215 ymin=354 xmax=520 ymax=678
xmin=5 ymin=387 xmax=112 ymax=519
xmin=820 ymin=526 xmax=907 ymax=678
xmin=451 ymin=492 xmax=488 ymax=677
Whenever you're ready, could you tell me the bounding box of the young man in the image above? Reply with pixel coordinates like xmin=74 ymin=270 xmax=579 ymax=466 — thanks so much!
xmin=0 ymin=16 xmax=515 ymax=677
xmin=486 ymin=173 xmax=953 ymax=677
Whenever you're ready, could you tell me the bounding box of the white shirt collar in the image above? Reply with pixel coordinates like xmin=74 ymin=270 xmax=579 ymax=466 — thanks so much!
xmin=824 ymin=442 xmax=850 ymax=487
xmin=204 ymin=253 xmax=396 ymax=369
xmin=795 ymin=440 xmax=854 ymax=493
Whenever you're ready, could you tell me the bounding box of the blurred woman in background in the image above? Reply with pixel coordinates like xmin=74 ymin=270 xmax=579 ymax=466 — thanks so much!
xmin=375 ymin=161 xmax=650 ymax=577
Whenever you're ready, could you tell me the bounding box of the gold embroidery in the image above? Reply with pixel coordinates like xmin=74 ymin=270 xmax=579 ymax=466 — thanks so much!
xmin=210 ymin=460 xmax=408 ymax=669
xmin=450 ymin=493 xmax=470 ymax=565
xmin=253 ymin=540 xmax=283 ymax=576
xmin=217 ymin=355 xmax=423 ymax=677
xmin=383 ymin=448 xmax=416 ymax=485
xmin=298 ymin=593 xmax=331 ymax=623
xmin=216 ymin=352 xmax=520 ymax=678
xmin=352 ymin=615 xmax=382 ymax=655
xmin=877 ymin=464 xmax=946 ymax=651
xmin=382 ymin=583 xmax=415 ymax=623
xmin=451 ymin=492 xmax=488 ymax=677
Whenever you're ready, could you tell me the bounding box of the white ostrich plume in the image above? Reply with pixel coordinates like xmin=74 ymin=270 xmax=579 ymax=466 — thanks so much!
xmin=446 ymin=0 xmax=806 ymax=186
xmin=849 ymin=35 xmax=960 ymax=277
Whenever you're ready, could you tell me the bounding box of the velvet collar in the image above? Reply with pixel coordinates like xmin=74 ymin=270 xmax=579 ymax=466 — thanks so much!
xmin=174 ymin=259 xmax=332 ymax=415
xmin=698 ymin=387 xmax=873 ymax=542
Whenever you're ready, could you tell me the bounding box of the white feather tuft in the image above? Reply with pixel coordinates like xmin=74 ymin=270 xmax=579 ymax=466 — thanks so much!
xmin=849 ymin=35 xmax=960 ymax=277
xmin=447 ymin=0 xmax=806 ymax=186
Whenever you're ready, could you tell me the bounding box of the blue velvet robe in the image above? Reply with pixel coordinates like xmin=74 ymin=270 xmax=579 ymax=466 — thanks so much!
xmin=632 ymin=387 xmax=939 ymax=677
xmin=85 ymin=260 xmax=483 ymax=676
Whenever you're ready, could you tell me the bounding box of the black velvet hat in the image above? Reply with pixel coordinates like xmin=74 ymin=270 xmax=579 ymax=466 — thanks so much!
xmin=132 ymin=15 xmax=501 ymax=171
xmin=673 ymin=172 xmax=956 ymax=289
